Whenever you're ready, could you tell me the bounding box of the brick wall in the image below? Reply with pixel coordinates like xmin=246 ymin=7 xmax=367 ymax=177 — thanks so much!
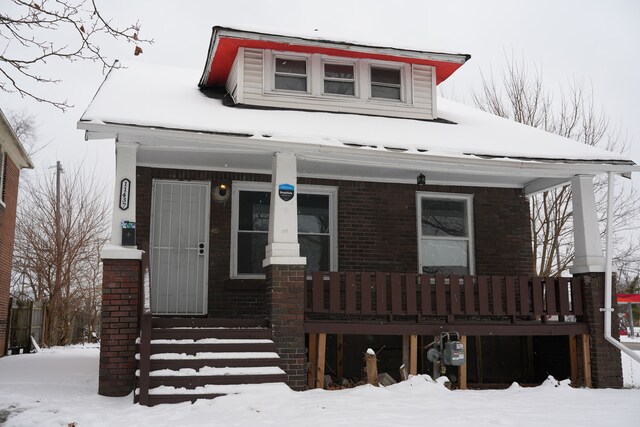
xmin=0 ymin=156 xmax=20 ymax=356
xmin=99 ymin=259 xmax=141 ymax=396
xmin=265 ymin=264 xmax=306 ymax=390
xmin=135 ymin=168 xmax=534 ymax=317
xmin=576 ymin=273 xmax=623 ymax=388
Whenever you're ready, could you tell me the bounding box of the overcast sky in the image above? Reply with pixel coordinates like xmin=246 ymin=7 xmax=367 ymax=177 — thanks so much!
xmin=2 ymin=0 xmax=639 ymax=195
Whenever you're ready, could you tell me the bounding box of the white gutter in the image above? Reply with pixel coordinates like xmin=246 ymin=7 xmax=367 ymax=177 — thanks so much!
xmin=603 ymin=172 xmax=640 ymax=364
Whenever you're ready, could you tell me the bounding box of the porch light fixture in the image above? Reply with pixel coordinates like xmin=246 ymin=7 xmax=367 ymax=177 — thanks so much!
xmin=213 ymin=182 xmax=230 ymax=203
xmin=218 ymin=183 xmax=228 ymax=197
xmin=417 ymin=173 xmax=426 ymax=185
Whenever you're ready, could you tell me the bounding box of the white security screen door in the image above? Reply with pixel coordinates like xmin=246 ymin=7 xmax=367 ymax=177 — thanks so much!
xmin=150 ymin=180 xmax=210 ymax=315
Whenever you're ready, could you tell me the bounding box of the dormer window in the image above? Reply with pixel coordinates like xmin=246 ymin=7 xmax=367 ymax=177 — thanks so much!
xmin=370 ymin=66 xmax=402 ymax=101
xmin=323 ymin=62 xmax=355 ymax=96
xmin=274 ymin=57 xmax=308 ymax=92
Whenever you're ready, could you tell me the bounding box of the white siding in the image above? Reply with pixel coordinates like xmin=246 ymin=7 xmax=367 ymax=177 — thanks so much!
xmin=229 ymin=49 xmax=435 ymax=120
xmin=225 ymin=48 xmax=242 ymax=103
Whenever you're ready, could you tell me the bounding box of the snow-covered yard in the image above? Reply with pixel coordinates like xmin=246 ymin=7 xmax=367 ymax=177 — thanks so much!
xmin=0 ymin=343 xmax=638 ymax=427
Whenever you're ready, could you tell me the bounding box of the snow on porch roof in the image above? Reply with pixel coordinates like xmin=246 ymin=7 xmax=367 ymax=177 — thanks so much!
xmin=79 ymin=62 xmax=636 ymax=170
xmin=198 ymin=26 xmax=471 ymax=87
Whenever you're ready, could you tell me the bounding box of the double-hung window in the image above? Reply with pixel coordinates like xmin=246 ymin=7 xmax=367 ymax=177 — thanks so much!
xmin=417 ymin=193 xmax=474 ymax=275
xmin=370 ymin=66 xmax=402 ymax=100
xmin=274 ymin=57 xmax=308 ymax=92
xmin=323 ymin=62 xmax=355 ymax=96
xmin=232 ymin=182 xmax=337 ymax=278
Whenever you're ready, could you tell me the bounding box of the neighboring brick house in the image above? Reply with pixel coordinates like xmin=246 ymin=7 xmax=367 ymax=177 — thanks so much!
xmin=0 ymin=109 xmax=33 ymax=356
xmin=78 ymin=27 xmax=638 ymax=405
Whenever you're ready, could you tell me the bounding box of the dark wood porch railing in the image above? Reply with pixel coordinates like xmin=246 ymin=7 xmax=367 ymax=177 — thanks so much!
xmin=305 ymin=272 xmax=585 ymax=323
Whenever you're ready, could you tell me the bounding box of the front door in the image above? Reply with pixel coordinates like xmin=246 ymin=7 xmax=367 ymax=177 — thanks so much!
xmin=150 ymin=180 xmax=210 ymax=315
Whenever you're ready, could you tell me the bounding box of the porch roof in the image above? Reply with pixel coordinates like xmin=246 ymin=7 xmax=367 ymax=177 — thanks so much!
xmin=78 ymin=62 xmax=638 ymax=191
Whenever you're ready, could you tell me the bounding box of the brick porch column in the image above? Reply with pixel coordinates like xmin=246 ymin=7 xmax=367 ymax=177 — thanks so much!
xmin=263 ymin=152 xmax=307 ymax=390
xmin=265 ymin=264 xmax=306 ymax=390
xmin=570 ymin=175 xmax=622 ymax=388
xmin=99 ymin=257 xmax=142 ymax=396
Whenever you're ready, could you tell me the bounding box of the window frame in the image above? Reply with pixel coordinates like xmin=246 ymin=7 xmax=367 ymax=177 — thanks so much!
xmin=322 ymin=59 xmax=357 ymax=98
xmin=230 ymin=181 xmax=338 ymax=279
xmin=416 ymin=192 xmax=475 ymax=275
xmin=269 ymin=52 xmax=311 ymax=94
xmin=369 ymin=63 xmax=404 ymax=102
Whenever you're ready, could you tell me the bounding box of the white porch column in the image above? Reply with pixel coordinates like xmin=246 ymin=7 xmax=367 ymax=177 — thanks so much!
xmin=110 ymin=141 xmax=138 ymax=247
xmin=569 ymin=175 xmax=605 ymax=274
xmin=263 ymin=152 xmax=306 ymax=266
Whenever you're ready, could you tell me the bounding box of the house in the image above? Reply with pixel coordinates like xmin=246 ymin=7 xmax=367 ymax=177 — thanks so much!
xmin=0 ymin=109 xmax=33 ymax=356
xmin=78 ymin=26 xmax=639 ymax=405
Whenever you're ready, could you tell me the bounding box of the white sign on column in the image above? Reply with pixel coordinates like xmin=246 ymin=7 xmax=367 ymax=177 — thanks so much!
xmin=111 ymin=141 xmax=138 ymax=246
xmin=263 ymin=152 xmax=306 ymax=266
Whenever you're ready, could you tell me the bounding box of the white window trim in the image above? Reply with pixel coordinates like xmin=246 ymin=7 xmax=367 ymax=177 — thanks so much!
xmin=264 ymin=51 xmax=311 ymax=94
xmin=416 ymin=192 xmax=475 ymax=275
xmin=230 ymin=181 xmax=338 ymax=279
xmin=262 ymin=50 xmax=412 ymax=105
xmin=321 ymin=57 xmax=358 ymax=98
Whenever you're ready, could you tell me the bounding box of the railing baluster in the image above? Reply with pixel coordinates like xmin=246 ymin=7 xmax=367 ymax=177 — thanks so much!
xmin=312 ymin=271 xmax=324 ymax=313
xmin=361 ymin=272 xmax=372 ymax=314
xmin=345 ymin=272 xmax=357 ymax=314
xmin=391 ymin=273 xmax=403 ymax=315
xmin=492 ymin=276 xmax=504 ymax=315
xmin=464 ymin=275 xmax=475 ymax=314
xmin=420 ymin=274 xmax=432 ymax=315
xmin=519 ymin=276 xmax=530 ymax=315
xmin=505 ymin=276 xmax=516 ymax=316
xmin=406 ymin=273 xmax=417 ymax=316
xmin=478 ymin=276 xmax=490 ymax=315
xmin=436 ymin=275 xmax=447 ymax=315
xmin=532 ymin=277 xmax=544 ymax=316
xmin=376 ymin=273 xmax=388 ymax=315
xmin=545 ymin=276 xmax=557 ymax=315
xmin=572 ymin=277 xmax=584 ymax=316
xmin=329 ymin=272 xmax=341 ymax=313
xmin=450 ymin=275 xmax=461 ymax=315
xmin=558 ymin=277 xmax=570 ymax=316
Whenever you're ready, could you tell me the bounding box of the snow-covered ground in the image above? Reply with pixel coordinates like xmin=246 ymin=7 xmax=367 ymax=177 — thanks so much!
xmin=0 ymin=344 xmax=639 ymax=427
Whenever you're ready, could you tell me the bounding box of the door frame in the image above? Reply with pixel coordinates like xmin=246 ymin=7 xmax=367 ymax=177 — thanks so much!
xmin=149 ymin=179 xmax=211 ymax=315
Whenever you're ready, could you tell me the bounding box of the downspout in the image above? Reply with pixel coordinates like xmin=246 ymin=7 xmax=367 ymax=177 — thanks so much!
xmin=603 ymin=172 xmax=640 ymax=364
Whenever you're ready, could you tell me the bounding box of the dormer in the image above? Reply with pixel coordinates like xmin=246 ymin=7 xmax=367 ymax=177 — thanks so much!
xmin=198 ymin=27 xmax=470 ymax=120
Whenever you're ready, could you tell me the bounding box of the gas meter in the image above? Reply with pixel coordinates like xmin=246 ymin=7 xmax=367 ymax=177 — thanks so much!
xmin=426 ymin=332 xmax=465 ymax=375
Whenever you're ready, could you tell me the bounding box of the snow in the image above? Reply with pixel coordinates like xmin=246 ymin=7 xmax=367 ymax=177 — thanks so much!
xmin=150 ymin=338 xmax=273 ymax=344
xmin=79 ymin=62 xmax=636 ymax=168
xmin=1 ymin=344 xmax=639 ymax=426
xmin=147 ymin=366 xmax=285 ymax=377
xmin=149 ymin=352 xmax=279 ymax=360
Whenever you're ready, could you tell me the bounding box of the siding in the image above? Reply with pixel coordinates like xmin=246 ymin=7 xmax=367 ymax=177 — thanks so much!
xmin=225 ymin=52 xmax=240 ymax=103
xmin=236 ymin=49 xmax=435 ymax=120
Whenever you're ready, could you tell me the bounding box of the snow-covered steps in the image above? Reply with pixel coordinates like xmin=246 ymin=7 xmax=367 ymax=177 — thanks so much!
xmin=136 ymin=317 xmax=286 ymax=406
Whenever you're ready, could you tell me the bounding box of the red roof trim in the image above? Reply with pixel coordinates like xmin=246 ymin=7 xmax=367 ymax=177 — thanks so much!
xmin=204 ymin=37 xmax=466 ymax=87
xmin=618 ymin=293 xmax=640 ymax=303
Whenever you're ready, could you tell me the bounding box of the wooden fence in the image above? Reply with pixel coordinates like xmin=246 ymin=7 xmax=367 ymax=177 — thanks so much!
xmin=6 ymin=298 xmax=46 ymax=354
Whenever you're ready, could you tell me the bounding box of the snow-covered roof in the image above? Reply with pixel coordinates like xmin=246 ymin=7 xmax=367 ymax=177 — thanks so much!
xmin=80 ymin=62 xmax=635 ymax=170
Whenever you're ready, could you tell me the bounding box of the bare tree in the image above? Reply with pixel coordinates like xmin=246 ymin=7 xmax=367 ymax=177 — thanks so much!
xmin=1 ymin=0 xmax=151 ymax=110
xmin=11 ymin=165 xmax=109 ymax=345
xmin=472 ymin=55 xmax=640 ymax=276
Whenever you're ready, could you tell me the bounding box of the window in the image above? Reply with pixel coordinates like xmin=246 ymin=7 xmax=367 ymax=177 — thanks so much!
xmin=274 ymin=57 xmax=308 ymax=92
xmin=323 ymin=62 xmax=355 ymax=96
xmin=370 ymin=66 xmax=402 ymax=100
xmin=232 ymin=182 xmax=337 ymax=277
xmin=417 ymin=193 xmax=474 ymax=275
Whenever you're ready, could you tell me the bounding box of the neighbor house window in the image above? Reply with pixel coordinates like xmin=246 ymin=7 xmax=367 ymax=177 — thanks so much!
xmin=323 ymin=62 xmax=355 ymax=96
xmin=417 ymin=193 xmax=474 ymax=275
xmin=370 ymin=66 xmax=402 ymax=100
xmin=232 ymin=182 xmax=337 ymax=277
xmin=274 ymin=57 xmax=308 ymax=92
